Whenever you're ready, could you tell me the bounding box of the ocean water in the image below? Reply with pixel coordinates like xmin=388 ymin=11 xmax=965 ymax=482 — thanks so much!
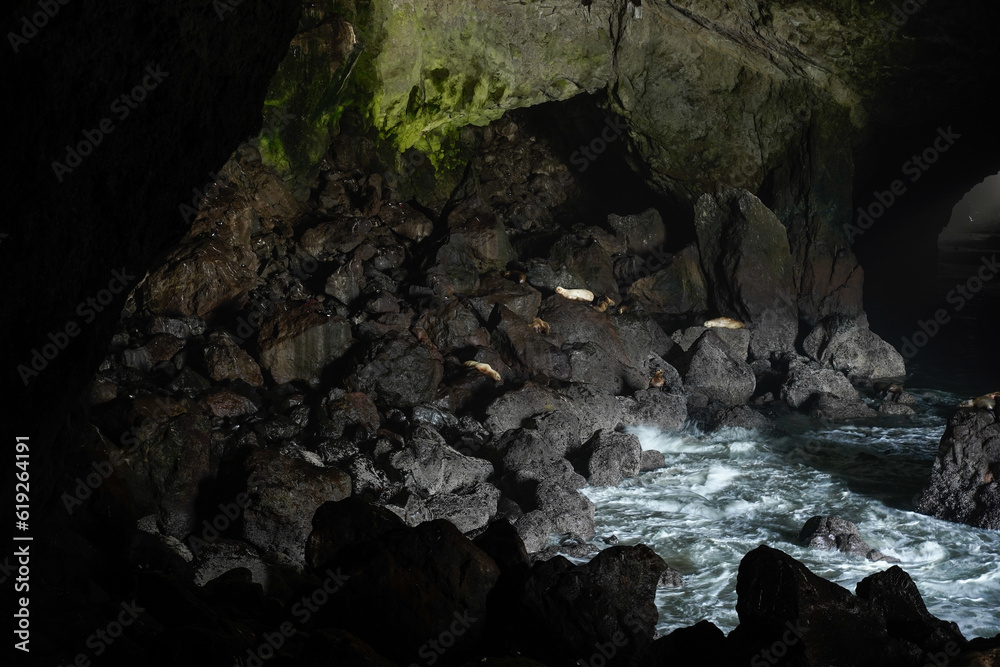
xmin=580 ymin=389 xmax=1000 ymax=639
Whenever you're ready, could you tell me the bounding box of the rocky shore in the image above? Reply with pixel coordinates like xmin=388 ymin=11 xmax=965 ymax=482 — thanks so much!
xmin=42 ymin=114 xmax=999 ymax=666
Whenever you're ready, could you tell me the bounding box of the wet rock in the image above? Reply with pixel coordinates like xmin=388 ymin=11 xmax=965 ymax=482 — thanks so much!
xmin=694 ymin=189 xmax=798 ymax=359
xmin=468 ymin=274 xmax=543 ymax=322
xmin=379 ymin=201 xmax=434 ymax=241
xmin=415 ymin=300 xmax=490 ymax=353
xmin=539 ymin=296 xmax=646 ymax=393
xmin=671 ymin=324 xmax=749 ymax=360
xmin=257 ymin=304 xmax=353 ymax=385
xmin=517 ymin=545 xmax=665 ymax=664
xmin=149 ymin=315 xmax=204 ymax=339
xmin=627 ymin=244 xmax=709 ymax=317
xmin=124 ymin=413 xmax=213 ymax=539
xmin=574 ymin=430 xmax=642 ymax=487
xmin=679 ymin=330 xmax=756 ymax=406
xmin=350 ymin=333 xmax=444 ymax=408
xmin=388 ymin=425 xmax=493 ymax=497
xmin=916 ymin=407 xmax=1000 ymax=529
xmin=198 ymin=387 xmax=260 ymax=419
xmin=225 ymin=447 xmax=351 ymax=564
xmin=659 ymin=566 xmax=684 ymax=587
xmin=203 ymin=339 xmax=264 ymax=386
xmin=731 ymin=545 xmax=901 ymax=666
xmin=144 ymin=237 xmax=259 ymax=317
xmin=608 ymin=208 xmax=666 ymax=255
xmin=802 ymin=314 xmax=906 ymax=380
xmin=879 ymin=402 xmax=917 ymax=416
xmin=708 ymin=405 xmax=777 ymax=433
xmin=300 ymin=218 xmax=368 ymax=259
xmin=803 ymin=392 xmax=877 ymax=420
xmin=798 ymin=516 xmax=898 ymax=563
xmin=324 ymin=256 xmax=365 ymax=306
xmin=781 ymin=360 xmax=858 ymax=409
xmin=855 ymin=566 xmax=966 ymax=658
xmin=548 ymin=235 xmax=620 ymax=304
xmin=424 ymin=482 xmax=501 ymax=533
xmin=640 ymin=449 xmax=666 ymax=472
xmin=323 ymin=391 xmax=380 ymax=439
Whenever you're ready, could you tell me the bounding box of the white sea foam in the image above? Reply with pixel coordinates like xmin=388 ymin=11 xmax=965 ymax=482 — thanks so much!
xmin=586 ymin=391 xmax=1000 ymax=639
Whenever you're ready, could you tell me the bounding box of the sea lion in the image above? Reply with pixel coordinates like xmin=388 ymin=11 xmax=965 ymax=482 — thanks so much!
xmin=464 ymin=360 xmax=502 ymax=382
xmin=592 ymin=295 xmax=616 ymax=313
xmin=616 ymin=304 xmax=629 ymax=315
xmin=529 ymin=317 xmax=550 ymax=335
xmin=504 ymin=270 xmax=527 ymax=284
xmin=959 ymin=392 xmax=999 ymax=409
xmin=649 ymin=369 xmax=665 ymax=388
xmin=555 ymin=286 xmax=595 ymax=302
xmin=704 ymin=316 xmax=745 ymax=329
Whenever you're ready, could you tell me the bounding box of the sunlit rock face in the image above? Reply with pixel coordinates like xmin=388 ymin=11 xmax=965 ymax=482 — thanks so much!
xmin=265 ymin=0 xmax=896 ymax=321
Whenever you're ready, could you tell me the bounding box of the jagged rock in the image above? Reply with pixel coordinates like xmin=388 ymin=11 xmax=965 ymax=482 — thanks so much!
xmin=224 ymin=447 xmax=352 ymax=564
xmin=539 ymin=296 xmax=646 ymax=394
xmin=916 ymin=407 xmax=1000 ymax=529
xmin=780 ymin=359 xmax=858 ymax=409
xmin=144 ymin=237 xmax=259 ymax=317
xmin=257 ymin=304 xmax=353 ymax=385
xmin=798 ymin=516 xmax=898 ymax=563
xmin=197 ymin=387 xmax=260 ymax=418
xmin=350 ymin=333 xmax=444 ymax=408
xmin=322 ymin=391 xmax=380 ymax=439
xmin=389 ymin=425 xmax=493 ymax=497
xmin=548 ymin=234 xmax=620 ymax=304
xmin=203 ymin=339 xmax=264 ymax=386
xmin=415 ymin=300 xmax=491 ymax=353
xmin=707 ymin=405 xmax=777 ymax=433
xmin=731 ymin=545 xmax=959 ymax=666
xmin=324 ymin=256 xmax=365 ymax=306
xmin=671 ymin=324 xmax=750 ymax=360
xmin=855 ymin=566 xmax=966 ymax=658
xmin=434 ymin=197 xmax=515 ymax=293
xmin=468 ymin=274 xmax=543 ymax=323
xmin=804 ymin=392 xmax=877 ymax=420
xmin=679 ymin=330 xmax=756 ymax=406
xmin=627 ymin=244 xmax=709 ymax=317
xmin=802 ymin=314 xmax=906 ymax=380
xmin=694 ymin=189 xmax=798 ymax=359
xmin=424 ymin=482 xmax=501 ymax=533
xmin=574 ymin=430 xmax=642 ymax=487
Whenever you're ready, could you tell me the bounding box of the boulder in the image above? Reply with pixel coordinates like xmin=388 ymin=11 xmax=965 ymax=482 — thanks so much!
xmin=224 ymin=448 xmax=352 ymax=564
xmin=731 ymin=545 xmax=956 ymax=666
xmin=350 ymin=333 xmax=444 ymax=408
xmin=390 ymin=426 xmax=493 ymax=497
xmin=780 ymin=360 xmax=858 ymax=409
xmin=694 ymin=189 xmax=798 ymax=359
xmin=626 ymin=244 xmax=709 ymax=317
xmin=574 ymin=430 xmax=642 ymax=487
xmin=802 ymin=314 xmax=906 ymax=380
xmin=257 ymin=304 xmax=353 ymax=385
xmin=144 ymin=237 xmax=258 ymax=317
xmin=798 ymin=516 xmax=898 ymax=563
xmin=680 ymin=330 xmax=756 ymax=406
xmin=916 ymin=407 xmax=1000 ymax=529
